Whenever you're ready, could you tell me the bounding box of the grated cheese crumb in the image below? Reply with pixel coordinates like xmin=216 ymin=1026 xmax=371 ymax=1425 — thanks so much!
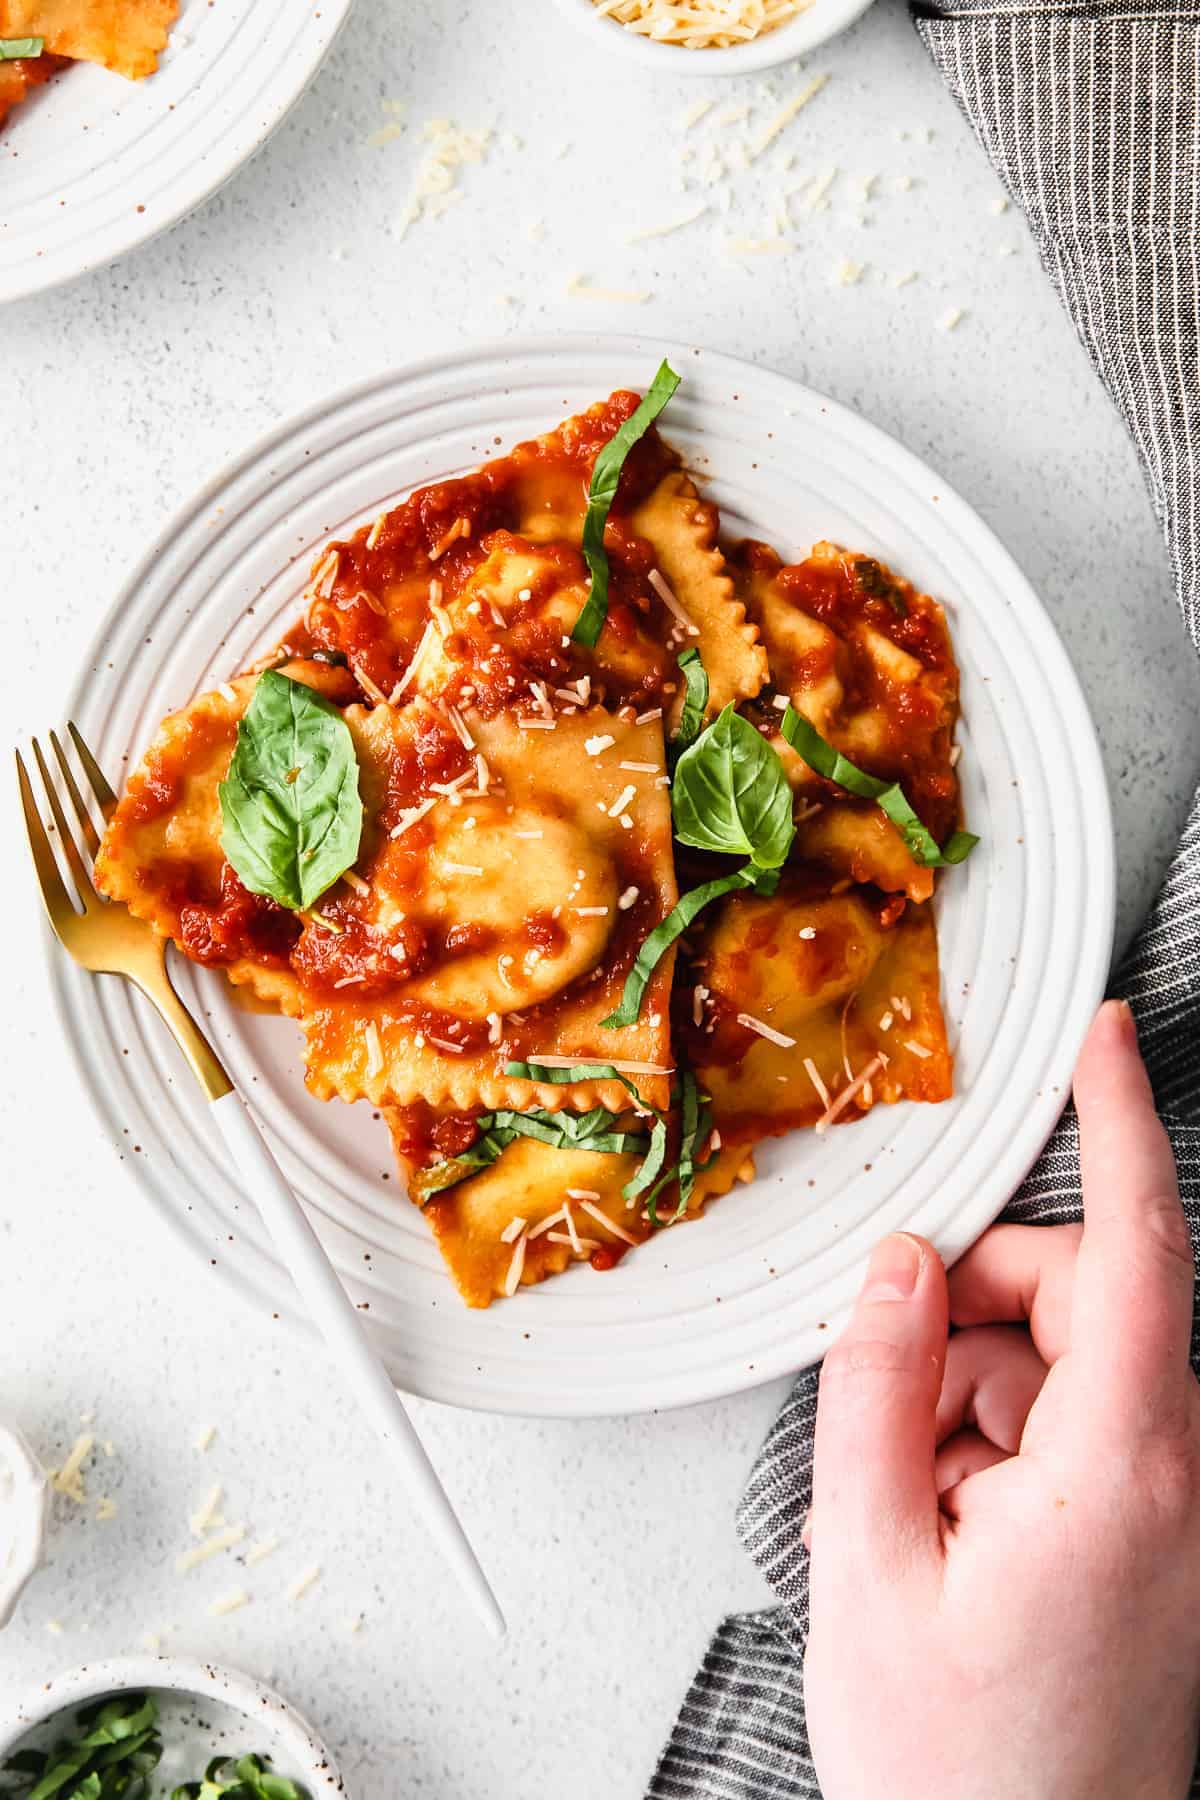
xmin=190 ymin=1484 xmax=223 ymax=1537
xmin=566 ymin=274 xmax=651 ymax=304
xmin=737 ymin=1011 xmax=797 ymax=1048
xmin=288 ymin=1564 xmax=322 ymax=1602
xmin=210 ymin=1589 xmax=250 ymax=1617
xmin=245 ymin=1536 xmax=280 ymax=1567
xmin=504 ymin=1232 xmax=528 ymax=1297
xmin=177 ymin=1524 xmax=246 ymax=1573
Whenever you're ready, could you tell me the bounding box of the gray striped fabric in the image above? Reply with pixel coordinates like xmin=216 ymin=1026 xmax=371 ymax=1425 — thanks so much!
xmin=648 ymin=2 xmax=1200 ymax=1792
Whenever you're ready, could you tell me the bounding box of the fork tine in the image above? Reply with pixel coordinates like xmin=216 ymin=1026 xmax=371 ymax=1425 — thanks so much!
xmin=67 ymin=721 xmax=117 ymax=821
xmin=49 ymin=728 xmax=101 ymax=857
xmin=16 ymin=749 xmax=77 ymax=941
xmin=30 ymin=737 xmax=97 ymax=914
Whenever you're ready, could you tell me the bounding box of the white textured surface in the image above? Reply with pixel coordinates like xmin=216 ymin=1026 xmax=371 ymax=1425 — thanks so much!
xmin=1 ymin=0 xmax=1196 ymax=1795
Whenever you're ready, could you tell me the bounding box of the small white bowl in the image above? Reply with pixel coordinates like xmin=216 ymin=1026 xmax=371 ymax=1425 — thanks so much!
xmin=0 ymin=1422 xmax=48 ymax=1630
xmin=0 ymin=1658 xmax=345 ymax=1797
xmin=548 ymin=0 xmax=877 ymax=72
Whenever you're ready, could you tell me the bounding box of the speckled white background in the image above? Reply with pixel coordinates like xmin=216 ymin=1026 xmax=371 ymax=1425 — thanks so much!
xmin=2 ymin=0 xmax=1198 ymax=1794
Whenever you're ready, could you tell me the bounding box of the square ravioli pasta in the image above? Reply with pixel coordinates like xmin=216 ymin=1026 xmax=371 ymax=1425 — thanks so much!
xmin=93 ymin=369 xmax=973 ymax=1306
xmin=735 ymin=539 xmax=962 ymax=902
xmin=95 ymin=665 xmax=678 ymax=1117
xmin=384 ymin=1098 xmax=760 ymax=1307
xmin=296 ymin=390 xmax=766 ymax=734
xmin=678 ymin=877 xmax=951 ymax=1148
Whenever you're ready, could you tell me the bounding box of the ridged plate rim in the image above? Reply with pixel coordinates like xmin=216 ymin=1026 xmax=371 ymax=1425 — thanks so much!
xmin=48 ymin=333 xmax=1114 ymax=1416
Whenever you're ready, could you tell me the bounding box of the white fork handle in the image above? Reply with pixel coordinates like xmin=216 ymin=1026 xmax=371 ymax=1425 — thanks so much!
xmin=210 ymin=1088 xmax=505 ymax=1641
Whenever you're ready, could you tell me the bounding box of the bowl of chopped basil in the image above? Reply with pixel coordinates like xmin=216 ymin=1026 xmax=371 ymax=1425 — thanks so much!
xmin=0 ymin=1658 xmax=345 ymax=1800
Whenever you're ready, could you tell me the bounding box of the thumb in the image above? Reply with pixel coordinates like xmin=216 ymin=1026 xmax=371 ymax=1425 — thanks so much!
xmin=811 ymin=1233 xmax=949 ymax=1580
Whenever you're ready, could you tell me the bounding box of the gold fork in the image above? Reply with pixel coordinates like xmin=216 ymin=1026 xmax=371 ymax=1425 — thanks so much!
xmin=18 ymin=725 xmax=505 ymax=1641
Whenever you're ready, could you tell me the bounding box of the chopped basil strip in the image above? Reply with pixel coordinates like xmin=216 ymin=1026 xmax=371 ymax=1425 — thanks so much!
xmin=571 ymin=361 xmax=681 ymax=648
xmin=779 ymin=703 xmax=978 ymax=868
xmin=0 ymin=36 xmax=43 ymax=56
xmin=675 ymin=1069 xmax=713 ymax=1211
xmin=504 ymin=1059 xmax=668 ymax=1202
xmin=171 ymin=1753 xmax=308 ymax=1800
xmin=642 ymin=1071 xmax=715 ymax=1225
xmin=621 ymin=1111 xmax=668 ymax=1202
xmin=602 ymin=866 xmax=755 ymax=1029
xmin=671 ymin=704 xmax=795 ymax=870
xmin=412 ymin=1104 xmax=650 ymax=1202
xmin=12 ymin=1695 xmax=163 ymax=1800
xmin=218 ymin=669 xmax=363 ymax=910
xmin=668 ymin=647 xmax=708 ymax=767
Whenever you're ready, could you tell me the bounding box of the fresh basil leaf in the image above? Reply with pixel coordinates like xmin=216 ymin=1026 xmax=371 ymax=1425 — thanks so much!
xmin=602 ymin=866 xmax=755 ymax=1028
xmin=671 ymin=705 xmax=795 ymax=871
xmin=0 ymin=36 xmax=43 ymax=56
xmin=219 ymin=669 xmax=363 ymax=910
xmin=779 ymin=703 xmax=978 ymax=868
xmin=571 ymin=362 xmax=681 ymax=648
xmin=668 ymin=647 xmax=708 ymax=768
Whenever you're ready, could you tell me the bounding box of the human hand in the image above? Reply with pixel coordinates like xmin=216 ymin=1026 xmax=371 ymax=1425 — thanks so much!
xmin=804 ymin=999 xmax=1200 ymax=1800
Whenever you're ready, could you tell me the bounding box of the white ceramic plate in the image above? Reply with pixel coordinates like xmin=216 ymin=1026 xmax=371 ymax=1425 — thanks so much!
xmin=53 ymin=335 xmax=1113 ymax=1417
xmin=0 ymin=0 xmax=351 ymax=305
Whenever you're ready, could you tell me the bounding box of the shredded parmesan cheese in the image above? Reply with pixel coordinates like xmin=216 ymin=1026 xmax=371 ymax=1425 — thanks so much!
xmin=802 ymin=1057 xmax=831 ymax=1108
xmin=529 ymin=1209 xmax=566 ymax=1239
xmin=547 ymin=1232 xmax=600 ymax=1252
xmin=500 ymin=1217 xmax=527 ymax=1244
xmin=245 ymin=1536 xmax=280 ymax=1567
xmin=49 ymin=1435 xmax=94 ymax=1503
xmin=210 ymin=1589 xmax=249 ymax=1617
xmin=814 ymin=1054 xmax=885 ymax=1134
xmin=288 ymin=1564 xmax=322 ymax=1602
xmin=594 ymin=0 xmax=808 ymax=48
xmin=364 ymin=1022 xmax=384 ymax=1079
xmin=390 ymin=796 xmax=438 ymax=838
xmin=567 ymin=273 xmax=651 ymax=304
xmin=177 ymin=1524 xmax=246 ymax=1573
xmin=194 ymin=1425 xmax=216 ymax=1453
xmin=390 ymin=621 xmax=435 ymax=701
xmin=585 ymin=734 xmax=615 ymax=756
xmin=904 ymin=1039 xmax=932 ymax=1058
xmin=737 ymin=1011 xmax=797 ymax=1048
xmin=190 ymin=1484 xmax=223 ymax=1537
xmin=504 ymin=1232 xmax=528 ymax=1296
xmin=648 ymin=567 xmax=699 ymax=635
xmin=577 ymin=1198 xmax=639 ymax=1247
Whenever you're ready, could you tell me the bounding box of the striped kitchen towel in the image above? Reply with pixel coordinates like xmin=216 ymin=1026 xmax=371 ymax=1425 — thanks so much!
xmin=648 ymin=0 xmax=1200 ymax=1792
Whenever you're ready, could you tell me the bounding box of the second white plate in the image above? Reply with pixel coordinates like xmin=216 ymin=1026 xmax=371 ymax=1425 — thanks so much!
xmin=53 ymin=335 xmax=1113 ymax=1415
xmin=0 ymin=0 xmax=351 ymax=304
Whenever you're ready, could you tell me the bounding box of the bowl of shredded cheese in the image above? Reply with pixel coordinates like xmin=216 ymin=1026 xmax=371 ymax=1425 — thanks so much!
xmin=551 ymin=0 xmax=875 ymax=68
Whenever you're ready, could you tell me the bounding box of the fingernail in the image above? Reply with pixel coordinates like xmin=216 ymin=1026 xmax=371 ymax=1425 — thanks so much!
xmin=1111 ymin=998 xmax=1137 ymax=1040
xmin=861 ymin=1232 xmax=922 ymax=1302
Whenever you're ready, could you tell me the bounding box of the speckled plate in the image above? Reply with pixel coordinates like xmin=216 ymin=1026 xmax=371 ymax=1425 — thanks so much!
xmin=52 ymin=336 xmax=1114 ymax=1416
xmin=0 ymin=0 xmax=352 ymax=304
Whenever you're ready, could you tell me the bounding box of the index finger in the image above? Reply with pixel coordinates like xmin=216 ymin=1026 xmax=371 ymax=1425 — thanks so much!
xmin=1071 ymin=1000 xmax=1194 ymax=1439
